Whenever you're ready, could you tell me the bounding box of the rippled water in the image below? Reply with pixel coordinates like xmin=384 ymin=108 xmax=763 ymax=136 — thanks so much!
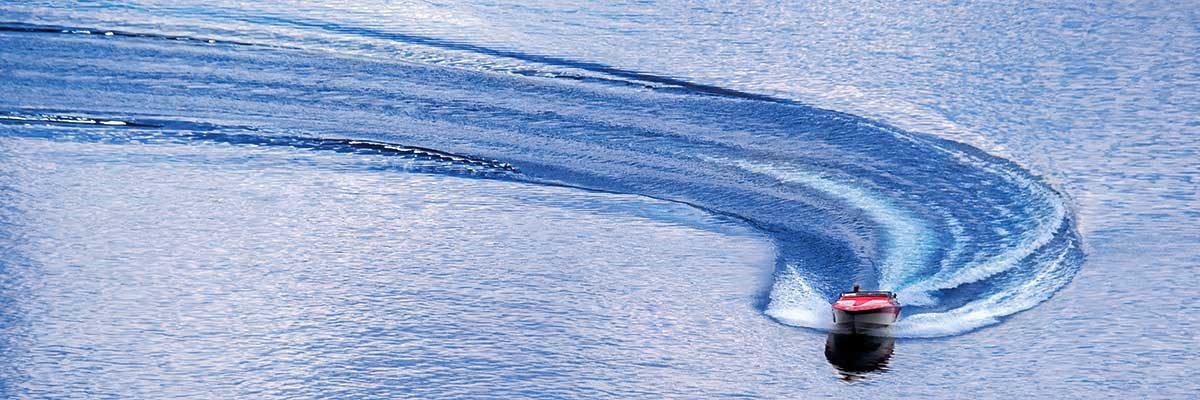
xmin=1 ymin=1 xmax=1197 ymax=398
xmin=1 ymin=134 xmax=783 ymax=397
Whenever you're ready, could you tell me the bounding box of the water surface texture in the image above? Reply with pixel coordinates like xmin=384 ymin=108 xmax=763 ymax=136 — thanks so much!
xmin=1 ymin=1 xmax=1197 ymax=398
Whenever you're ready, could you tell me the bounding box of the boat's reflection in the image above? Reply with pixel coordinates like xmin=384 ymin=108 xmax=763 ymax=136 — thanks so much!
xmin=824 ymin=332 xmax=896 ymax=381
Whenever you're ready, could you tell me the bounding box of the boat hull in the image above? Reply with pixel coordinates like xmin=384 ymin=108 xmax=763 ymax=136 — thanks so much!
xmin=832 ymin=307 xmax=900 ymax=335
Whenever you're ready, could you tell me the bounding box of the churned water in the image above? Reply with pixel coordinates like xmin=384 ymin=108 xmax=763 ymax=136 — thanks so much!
xmin=0 ymin=1 xmax=1196 ymax=398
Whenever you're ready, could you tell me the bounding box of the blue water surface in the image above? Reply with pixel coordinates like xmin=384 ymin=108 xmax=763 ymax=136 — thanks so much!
xmin=0 ymin=1 xmax=1196 ymax=398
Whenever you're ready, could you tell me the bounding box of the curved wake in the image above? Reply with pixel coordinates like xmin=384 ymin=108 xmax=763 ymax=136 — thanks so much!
xmin=0 ymin=21 xmax=1083 ymax=338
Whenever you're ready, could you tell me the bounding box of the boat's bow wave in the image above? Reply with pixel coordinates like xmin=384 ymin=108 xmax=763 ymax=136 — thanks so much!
xmin=0 ymin=20 xmax=1083 ymax=338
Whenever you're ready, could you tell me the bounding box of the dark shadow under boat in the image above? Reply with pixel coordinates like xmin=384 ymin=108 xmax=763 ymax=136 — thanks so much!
xmin=824 ymin=333 xmax=896 ymax=382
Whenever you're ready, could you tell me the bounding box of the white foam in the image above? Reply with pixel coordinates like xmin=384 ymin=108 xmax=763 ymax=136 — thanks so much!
xmin=711 ymin=157 xmax=936 ymax=291
xmin=898 ymin=139 xmax=1068 ymax=297
xmin=764 ymin=263 xmax=832 ymax=330
xmin=894 ymin=240 xmax=1075 ymax=337
xmin=704 ymin=150 xmax=1074 ymax=337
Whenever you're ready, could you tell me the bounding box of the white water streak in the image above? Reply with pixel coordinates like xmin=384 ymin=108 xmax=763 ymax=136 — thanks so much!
xmin=716 ymin=157 xmax=936 ymax=292
xmin=763 ymin=263 xmax=832 ymax=329
xmin=708 ymin=149 xmax=1073 ymax=337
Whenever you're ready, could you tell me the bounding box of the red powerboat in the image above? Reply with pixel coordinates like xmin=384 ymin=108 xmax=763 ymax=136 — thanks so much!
xmin=832 ymin=285 xmax=901 ymax=335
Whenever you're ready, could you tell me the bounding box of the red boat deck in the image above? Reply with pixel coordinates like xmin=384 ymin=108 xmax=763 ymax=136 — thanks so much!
xmin=833 ymin=294 xmax=900 ymax=313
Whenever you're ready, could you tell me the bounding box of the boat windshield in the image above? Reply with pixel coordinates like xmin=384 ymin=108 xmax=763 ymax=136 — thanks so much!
xmin=839 ymin=291 xmax=894 ymax=298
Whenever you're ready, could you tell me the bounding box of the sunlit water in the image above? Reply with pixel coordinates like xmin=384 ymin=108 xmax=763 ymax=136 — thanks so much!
xmin=1 ymin=1 xmax=1197 ymax=398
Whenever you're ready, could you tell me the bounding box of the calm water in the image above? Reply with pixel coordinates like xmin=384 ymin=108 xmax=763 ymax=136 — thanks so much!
xmin=1 ymin=1 xmax=1196 ymax=398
